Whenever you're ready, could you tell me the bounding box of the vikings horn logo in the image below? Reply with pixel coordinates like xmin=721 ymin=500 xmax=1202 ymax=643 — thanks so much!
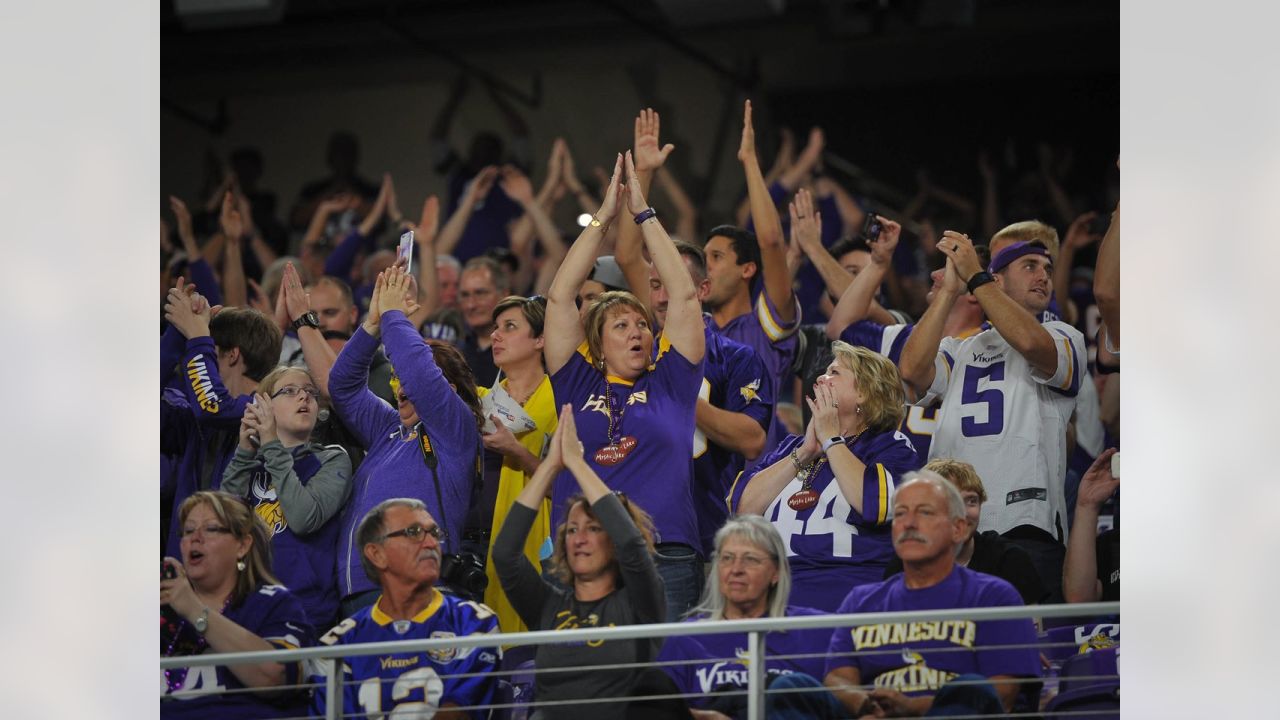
xmin=901 ymin=649 xmax=925 ymax=665
xmin=251 ymin=470 xmax=286 ymax=535
xmin=740 ymin=378 xmax=762 ymax=403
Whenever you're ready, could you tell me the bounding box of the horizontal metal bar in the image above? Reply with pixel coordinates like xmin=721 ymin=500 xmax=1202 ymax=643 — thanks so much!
xmin=162 ymin=601 xmax=1116 ymax=669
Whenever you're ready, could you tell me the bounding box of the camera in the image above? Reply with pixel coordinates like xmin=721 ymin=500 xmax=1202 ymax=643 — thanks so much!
xmin=162 ymin=561 xmax=177 ymax=580
xmin=860 ymin=212 xmax=882 ymax=242
xmin=440 ymin=552 xmax=488 ymax=599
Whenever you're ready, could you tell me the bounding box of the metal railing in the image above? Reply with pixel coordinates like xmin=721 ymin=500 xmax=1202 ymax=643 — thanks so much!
xmin=160 ymin=600 xmax=1119 ymax=719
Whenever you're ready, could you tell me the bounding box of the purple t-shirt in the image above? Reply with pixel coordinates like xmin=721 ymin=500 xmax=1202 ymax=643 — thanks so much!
xmin=728 ymin=430 xmax=921 ymax=612
xmin=550 ymin=339 xmax=705 ymax=549
xmin=658 ymin=605 xmax=830 ymax=708
xmin=712 ymin=290 xmax=801 ymax=464
xmin=824 ymin=565 xmax=1041 ymax=695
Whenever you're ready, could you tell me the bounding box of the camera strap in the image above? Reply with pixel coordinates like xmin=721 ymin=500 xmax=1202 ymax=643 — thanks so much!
xmin=414 ymin=423 xmax=485 ymax=556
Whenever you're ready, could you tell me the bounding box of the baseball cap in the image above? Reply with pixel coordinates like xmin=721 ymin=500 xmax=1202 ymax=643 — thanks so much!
xmin=590 ymin=255 xmax=629 ymax=292
xmin=988 ymin=240 xmax=1050 ymax=274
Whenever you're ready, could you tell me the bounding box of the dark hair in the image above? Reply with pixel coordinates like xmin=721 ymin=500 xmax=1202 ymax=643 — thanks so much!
xmin=704 ymin=225 xmax=761 ymax=271
xmin=672 ymin=240 xmax=707 ymax=282
xmin=208 ymin=307 xmax=283 ymax=382
xmin=426 ymin=339 xmax=484 ymax=430
xmin=482 ymin=247 xmax=520 ymax=277
xmin=829 ymin=236 xmax=871 ymax=259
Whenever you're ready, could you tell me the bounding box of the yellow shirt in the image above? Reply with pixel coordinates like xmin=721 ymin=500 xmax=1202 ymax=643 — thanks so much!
xmin=477 ymin=375 xmax=557 ymax=634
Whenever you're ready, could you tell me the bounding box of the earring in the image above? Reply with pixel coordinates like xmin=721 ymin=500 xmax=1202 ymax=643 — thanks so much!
xmin=236 ymin=558 xmax=247 ymax=572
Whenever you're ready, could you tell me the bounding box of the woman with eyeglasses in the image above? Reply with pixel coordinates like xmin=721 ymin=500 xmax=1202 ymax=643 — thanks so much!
xmin=161 ymin=490 xmax=313 ymax=718
xmin=475 ymin=294 xmax=560 ymax=633
xmin=542 ymin=151 xmax=706 ymax=622
xmin=657 ymin=516 xmax=834 ymax=719
xmin=493 ymin=404 xmax=665 ymax=718
xmin=221 ymin=365 xmax=352 ymax=630
xmin=329 ymin=264 xmax=485 ymax=618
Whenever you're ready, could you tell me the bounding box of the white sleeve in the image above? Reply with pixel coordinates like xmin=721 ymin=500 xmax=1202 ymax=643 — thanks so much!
xmin=915 ymin=335 xmax=961 ymax=407
xmin=1031 ymin=322 xmax=1087 ymax=395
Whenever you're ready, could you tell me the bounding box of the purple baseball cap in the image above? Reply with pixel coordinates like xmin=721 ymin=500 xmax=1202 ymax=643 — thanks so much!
xmin=989 ymin=240 xmax=1050 ymax=273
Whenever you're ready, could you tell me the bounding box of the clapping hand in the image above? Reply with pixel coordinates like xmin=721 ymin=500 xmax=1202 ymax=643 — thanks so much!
xmin=378 ymin=264 xmax=420 ymax=318
xmin=935 ymin=230 xmax=982 ymax=283
xmin=806 ymin=383 xmax=841 ymax=440
xmin=622 ymin=151 xmax=649 ymax=215
xmin=593 ymin=154 xmax=625 ymax=225
xmin=633 ymin=108 xmax=675 ymax=172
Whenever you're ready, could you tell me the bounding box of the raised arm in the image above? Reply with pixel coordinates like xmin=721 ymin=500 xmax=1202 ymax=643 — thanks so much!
xmin=1064 ymin=448 xmax=1118 ymax=603
xmin=654 ymin=166 xmax=698 ymax=242
xmin=219 ymin=191 xmax=249 ymax=309
xmin=498 ymin=164 xmax=544 ymax=294
xmin=899 ymin=241 xmax=965 ymax=398
xmin=1055 ymin=212 xmax=1103 ymax=327
xmin=826 ymin=214 xmax=901 ymax=340
xmin=407 ymin=195 xmax=442 ymax=328
xmin=1094 ymin=199 xmax=1120 ymax=350
xmin=624 ymin=151 xmax=703 ymax=364
xmin=356 ymin=173 xmax=392 ymax=238
xmin=616 ymin=108 xmax=676 ymax=305
xmin=435 ymin=166 xmax=498 ymax=257
xmin=739 ymin=100 xmax=796 ymax=324
xmin=544 ymin=154 xmax=624 ymax=375
xmin=777 ymin=127 xmax=825 ymax=192
xmin=280 ymin=262 xmax=338 ymax=395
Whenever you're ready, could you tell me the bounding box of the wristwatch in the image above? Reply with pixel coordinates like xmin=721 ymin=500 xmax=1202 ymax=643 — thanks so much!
xmin=193 ymin=606 xmax=210 ymax=634
xmin=966 ymin=271 xmax=995 ymax=294
xmin=291 ymin=310 xmax=320 ymax=332
xmin=821 ymin=436 xmax=846 ymax=454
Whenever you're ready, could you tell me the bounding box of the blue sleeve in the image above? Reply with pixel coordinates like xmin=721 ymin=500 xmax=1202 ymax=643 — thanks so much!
xmin=721 ymin=344 xmax=774 ymax=431
xmin=160 ymin=390 xmax=193 ymax=455
xmin=161 ymin=324 xmax=187 ymax=389
xmin=185 ymin=258 xmax=222 ymax=309
xmin=324 ymin=229 xmax=366 ymax=278
xmin=382 ymin=311 xmax=477 ymax=446
xmin=329 ymin=326 xmax=398 ymax=449
xmin=839 ymin=320 xmax=888 ymax=352
xmin=178 ymin=337 xmax=251 ymax=428
xmin=441 ymin=603 xmax=501 ymax=711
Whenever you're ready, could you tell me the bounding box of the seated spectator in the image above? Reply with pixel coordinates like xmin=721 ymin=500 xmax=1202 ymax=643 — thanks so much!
xmin=659 ymin=515 xmax=832 ymax=719
xmin=822 ymin=472 xmax=1041 ymax=716
xmin=162 ymin=285 xmax=283 ymax=557
xmin=329 ymin=265 xmax=485 ymax=617
xmin=220 ymin=366 xmax=353 ymax=629
xmin=493 ymin=405 xmax=664 ymax=718
xmin=311 ymin=498 xmax=500 ymax=717
xmin=161 ymin=491 xmax=313 ymax=717
xmin=731 ymin=341 xmax=919 ymax=611
xmin=883 ymin=459 xmax=1048 ymax=606
xmin=1063 ymin=448 xmax=1119 ymax=604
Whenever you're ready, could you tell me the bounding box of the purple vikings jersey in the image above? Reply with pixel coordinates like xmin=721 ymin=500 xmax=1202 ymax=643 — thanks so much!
xmin=728 ymin=430 xmax=920 ymax=612
xmin=712 ymin=289 xmax=802 ymax=465
xmin=550 ymin=337 xmax=705 ymax=548
xmin=693 ymin=322 xmax=775 ymax=555
xmin=161 ymin=585 xmax=312 ymax=719
xmin=659 ymin=606 xmax=830 ymax=708
xmin=311 ymin=592 xmax=501 ymax=719
xmin=825 ymin=566 xmax=1041 ymax=695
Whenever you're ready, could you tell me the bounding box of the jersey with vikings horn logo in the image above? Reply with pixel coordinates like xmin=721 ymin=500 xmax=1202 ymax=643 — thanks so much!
xmin=311 ymin=591 xmax=500 ymax=719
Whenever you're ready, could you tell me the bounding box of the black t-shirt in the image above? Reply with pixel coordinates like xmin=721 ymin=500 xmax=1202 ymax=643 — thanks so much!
xmin=462 ymin=333 xmax=500 ymax=387
xmin=1096 ymin=527 xmax=1120 ymax=602
xmin=883 ymin=531 xmax=1049 ymax=605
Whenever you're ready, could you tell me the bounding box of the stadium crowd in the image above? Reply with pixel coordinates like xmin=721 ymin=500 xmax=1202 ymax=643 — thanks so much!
xmin=160 ymin=94 xmax=1120 ymax=718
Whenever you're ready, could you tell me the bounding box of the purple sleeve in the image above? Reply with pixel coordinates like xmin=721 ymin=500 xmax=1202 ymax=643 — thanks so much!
xmin=185 ymin=258 xmax=222 ymax=309
xmin=652 ymin=342 xmax=707 ymax=402
xmin=178 ymin=336 xmax=251 ymax=427
xmin=722 ymin=344 xmax=774 ymax=430
xmin=974 ymin=582 xmax=1043 ymax=680
xmin=817 ymin=194 xmax=842 ymax=245
xmin=381 ymin=311 xmax=476 ymax=446
xmin=839 ymin=320 xmax=888 ymax=352
xmin=727 ymin=434 xmax=802 ymax=513
xmin=161 ymin=324 xmax=186 ymax=388
xmin=655 ymin=633 xmax=705 ymax=702
xmin=824 ymin=589 xmax=867 ymax=678
xmin=329 ymin=325 xmax=398 ymax=448
xmin=323 ymin=229 xmax=366 ymax=278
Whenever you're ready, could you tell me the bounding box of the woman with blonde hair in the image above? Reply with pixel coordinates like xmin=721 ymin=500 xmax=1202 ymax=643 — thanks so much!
xmin=731 ymin=340 xmax=920 ymax=611
xmin=161 ymin=490 xmax=312 ymax=717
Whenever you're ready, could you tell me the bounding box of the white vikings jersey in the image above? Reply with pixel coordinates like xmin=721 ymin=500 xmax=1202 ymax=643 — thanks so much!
xmin=918 ymin=321 xmax=1085 ymax=540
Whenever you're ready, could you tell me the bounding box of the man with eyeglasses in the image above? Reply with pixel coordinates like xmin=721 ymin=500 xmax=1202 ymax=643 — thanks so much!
xmin=456 ymin=256 xmax=511 ymax=385
xmin=312 ymin=497 xmax=500 ymax=718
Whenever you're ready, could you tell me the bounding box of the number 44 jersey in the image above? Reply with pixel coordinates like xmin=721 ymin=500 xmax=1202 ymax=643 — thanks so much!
xmin=919 ymin=321 xmax=1086 ymax=541
xmin=310 ymin=591 xmax=501 ymax=719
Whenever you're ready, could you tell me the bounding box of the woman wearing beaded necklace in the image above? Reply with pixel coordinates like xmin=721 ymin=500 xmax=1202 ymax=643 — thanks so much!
xmin=161 ymin=490 xmax=312 ymax=717
xmin=543 ymin=151 xmax=706 ymax=621
xmin=730 ymin=341 xmax=920 ymax=611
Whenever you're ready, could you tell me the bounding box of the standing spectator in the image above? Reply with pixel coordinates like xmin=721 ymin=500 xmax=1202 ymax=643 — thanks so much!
xmin=493 ymin=405 xmax=664 ymax=718
xmin=900 ymin=229 xmax=1086 ymax=601
xmin=329 ymin=266 xmax=484 ymax=617
xmin=543 ymin=151 xmax=706 ymax=621
xmin=1063 ymin=448 xmax=1119 ymax=603
xmin=289 ymin=131 xmax=378 ymax=233
xmin=704 ymin=101 xmax=801 ymax=463
xmin=311 ymin=498 xmax=500 ymax=718
xmin=822 ymin=473 xmax=1041 ymax=716
xmin=220 ymin=366 xmax=352 ymax=629
xmin=731 ymin=341 xmax=919 ymax=612
xmin=456 ymin=255 xmax=511 ymax=385
xmin=162 ymin=284 xmax=283 ymax=557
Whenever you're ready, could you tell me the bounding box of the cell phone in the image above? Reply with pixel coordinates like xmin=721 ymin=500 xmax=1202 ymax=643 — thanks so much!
xmin=860 ymin=212 xmax=882 ymax=242
xmin=398 ymin=230 xmax=415 ymax=276
xmin=1110 ymin=451 xmax=1120 ymax=478
xmin=162 ymin=561 xmax=177 ymax=580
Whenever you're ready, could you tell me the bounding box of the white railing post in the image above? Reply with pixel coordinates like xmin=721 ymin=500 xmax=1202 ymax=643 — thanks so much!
xmin=325 ymin=657 xmax=340 ymax=720
xmin=747 ymin=629 xmax=765 ymax=720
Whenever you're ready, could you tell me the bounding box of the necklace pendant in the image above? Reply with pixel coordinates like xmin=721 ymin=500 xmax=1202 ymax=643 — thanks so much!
xmin=594 ymin=435 xmax=638 ymax=466
xmin=787 ymin=488 xmax=819 ymax=511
